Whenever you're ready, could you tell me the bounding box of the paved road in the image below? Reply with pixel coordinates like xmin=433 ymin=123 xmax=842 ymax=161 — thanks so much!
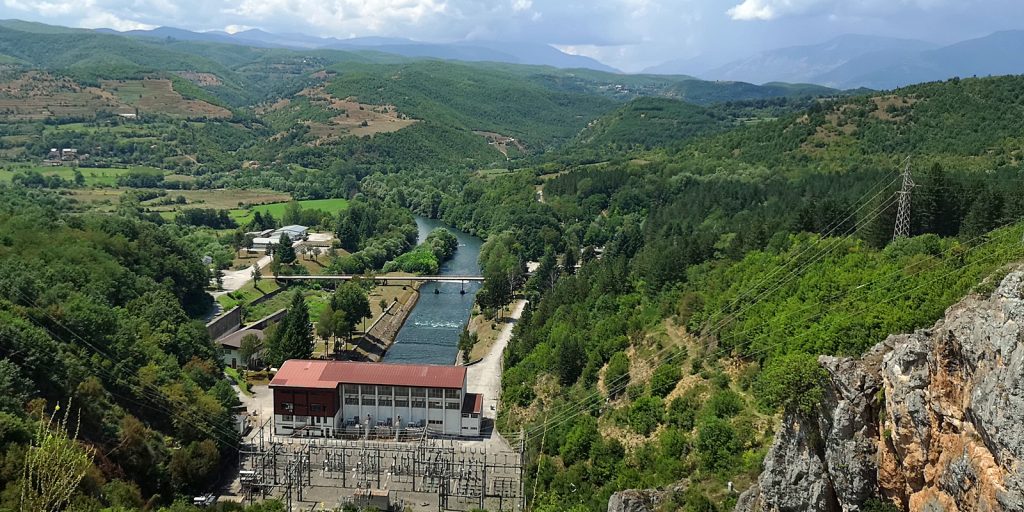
xmin=466 ymin=300 xmax=527 ymax=420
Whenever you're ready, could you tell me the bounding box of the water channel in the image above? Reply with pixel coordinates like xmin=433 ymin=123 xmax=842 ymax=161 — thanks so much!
xmin=382 ymin=216 xmax=483 ymax=365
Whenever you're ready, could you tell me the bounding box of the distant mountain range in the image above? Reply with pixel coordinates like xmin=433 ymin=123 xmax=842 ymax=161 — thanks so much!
xmin=645 ymin=31 xmax=1024 ymax=90
xmin=94 ymin=26 xmax=620 ymax=73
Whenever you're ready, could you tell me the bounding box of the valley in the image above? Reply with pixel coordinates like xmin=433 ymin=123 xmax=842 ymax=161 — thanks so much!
xmin=0 ymin=14 xmax=1023 ymax=512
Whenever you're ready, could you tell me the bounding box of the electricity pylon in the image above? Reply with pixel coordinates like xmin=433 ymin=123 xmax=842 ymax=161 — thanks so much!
xmin=893 ymin=156 xmax=914 ymax=240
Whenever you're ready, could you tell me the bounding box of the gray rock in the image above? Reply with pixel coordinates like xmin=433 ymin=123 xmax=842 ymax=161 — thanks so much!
xmin=607 ymin=489 xmax=662 ymax=512
xmin=737 ymin=271 xmax=1024 ymax=512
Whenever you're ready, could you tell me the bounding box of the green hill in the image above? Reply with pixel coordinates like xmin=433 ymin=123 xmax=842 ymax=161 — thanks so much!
xmin=571 ymin=96 xmax=730 ymax=151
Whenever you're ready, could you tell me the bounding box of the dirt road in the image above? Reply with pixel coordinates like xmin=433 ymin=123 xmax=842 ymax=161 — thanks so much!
xmin=215 ymin=255 xmax=271 ymax=296
xmin=466 ymin=299 xmax=527 ymax=420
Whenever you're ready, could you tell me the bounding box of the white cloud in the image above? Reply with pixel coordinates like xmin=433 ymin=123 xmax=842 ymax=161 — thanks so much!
xmin=511 ymin=0 xmax=532 ymax=12
xmin=727 ymin=0 xmax=778 ymax=20
xmin=80 ymin=10 xmax=157 ymax=31
xmin=222 ymin=24 xmax=252 ymax=34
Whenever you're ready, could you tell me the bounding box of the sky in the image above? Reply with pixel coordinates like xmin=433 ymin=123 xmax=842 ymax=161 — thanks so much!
xmin=2 ymin=0 xmax=1023 ymax=72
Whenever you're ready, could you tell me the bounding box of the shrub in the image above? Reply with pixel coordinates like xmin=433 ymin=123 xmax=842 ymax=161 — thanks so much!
xmin=628 ymin=396 xmax=663 ymax=436
xmin=650 ymin=362 xmax=681 ymax=397
xmin=755 ymin=352 xmax=827 ymax=417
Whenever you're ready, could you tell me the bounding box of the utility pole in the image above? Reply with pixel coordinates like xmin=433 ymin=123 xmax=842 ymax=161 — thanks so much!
xmin=894 ymin=156 xmax=914 ymax=240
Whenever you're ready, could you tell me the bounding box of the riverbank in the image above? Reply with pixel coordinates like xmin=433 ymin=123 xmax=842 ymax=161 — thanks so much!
xmin=466 ymin=299 xmax=527 ymax=419
xmin=382 ymin=216 xmax=483 ymax=364
xmin=359 ymin=282 xmax=421 ymax=361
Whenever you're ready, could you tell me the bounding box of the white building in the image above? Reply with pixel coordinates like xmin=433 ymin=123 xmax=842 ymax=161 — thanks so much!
xmin=249 ymin=225 xmax=309 ymax=251
xmin=269 ymin=360 xmax=483 ymax=438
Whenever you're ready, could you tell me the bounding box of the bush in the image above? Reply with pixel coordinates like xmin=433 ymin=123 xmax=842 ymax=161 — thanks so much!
xmin=650 ymin=362 xmax=681 ymax=397
xmin=696 ymin=417 xmax=737 ymax=472
xmin=703 ymin=389 xmax=743 ymax=419
xmin=755 ymin=352 xmax=827 ymax=417
xmin=605 ymin=351 xmax=630 ymax=398
xmin=628 ymin=396 xmax=663 ymax=436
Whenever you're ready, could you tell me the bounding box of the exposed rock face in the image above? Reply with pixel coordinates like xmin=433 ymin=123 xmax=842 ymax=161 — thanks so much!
xmin=737 ymin=272 xmax=1024 ymax=512
xmin=607 ymin=489 xmax=663 ymax=512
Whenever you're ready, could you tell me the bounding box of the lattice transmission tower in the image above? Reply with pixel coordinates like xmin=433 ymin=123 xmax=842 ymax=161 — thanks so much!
xmin=893 ymin=156 xmax=914 ymax=240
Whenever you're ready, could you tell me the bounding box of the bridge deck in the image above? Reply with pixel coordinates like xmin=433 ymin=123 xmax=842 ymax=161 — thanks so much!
xmin=275 ymin=275 xmax=485 ymax=283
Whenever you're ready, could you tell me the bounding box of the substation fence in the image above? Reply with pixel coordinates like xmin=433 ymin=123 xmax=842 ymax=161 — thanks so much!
xmin=240 ymin=419 xmax=525 ymax=512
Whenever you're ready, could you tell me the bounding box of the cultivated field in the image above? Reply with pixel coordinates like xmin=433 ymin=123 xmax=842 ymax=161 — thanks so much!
xmin=101 ymin=79 xmax=231 ymax=118
xmin=264 ymin=85 xmax=416 ymax=143
xmin=229 ymin=197 xmax=350 ymax=224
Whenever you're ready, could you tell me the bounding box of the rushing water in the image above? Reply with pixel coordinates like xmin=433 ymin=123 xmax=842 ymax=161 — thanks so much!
xmin=382 ymin=216 xmax=483 ymax=364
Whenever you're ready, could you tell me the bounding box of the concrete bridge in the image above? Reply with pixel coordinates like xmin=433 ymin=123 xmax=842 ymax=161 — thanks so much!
xmin=275 ymin=275 xmax=485 ymax=285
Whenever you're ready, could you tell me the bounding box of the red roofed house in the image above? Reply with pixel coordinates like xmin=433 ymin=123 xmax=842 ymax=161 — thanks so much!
xmin=269 ymin=360 xmax=482 ymax=437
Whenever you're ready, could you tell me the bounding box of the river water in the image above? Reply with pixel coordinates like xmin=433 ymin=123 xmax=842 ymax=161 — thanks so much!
xmin=382 ymin=216 xmax=483 ymax=365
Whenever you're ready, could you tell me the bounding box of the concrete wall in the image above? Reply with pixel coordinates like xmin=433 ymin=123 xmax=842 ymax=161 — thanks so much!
xmin=249 ymin=309 xmax=287 ymax=330
xmin=206 ymin=306 xmax=242 ymax=341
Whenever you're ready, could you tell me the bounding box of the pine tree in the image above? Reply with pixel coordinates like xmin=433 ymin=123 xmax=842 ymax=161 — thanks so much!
xmin=267 ymin=290 xmax=313 ymax=366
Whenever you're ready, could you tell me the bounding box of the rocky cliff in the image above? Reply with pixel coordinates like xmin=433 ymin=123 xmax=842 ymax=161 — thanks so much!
xmin=737 ymin=271 xmax=1024 ymax=512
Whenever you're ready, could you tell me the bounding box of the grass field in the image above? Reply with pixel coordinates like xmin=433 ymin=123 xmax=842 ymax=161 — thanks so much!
xmin=229 ymin=198 xmax=350 ymax=224
xmin=0 ymin=164 xmax=164 ymax=186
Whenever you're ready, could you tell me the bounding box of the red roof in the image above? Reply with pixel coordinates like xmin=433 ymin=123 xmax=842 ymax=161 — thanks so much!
xmin=270 ymin=360 xmax=466 ymax=390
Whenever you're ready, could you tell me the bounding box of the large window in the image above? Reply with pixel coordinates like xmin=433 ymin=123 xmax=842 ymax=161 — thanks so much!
xmin=429 ymin=400 xmax=442 ymax=409
xmin=445 ymin=401 xmax=460 ymax=410
xmin=363 ymin=397 xmax=375 ymax=406
xmin=411 ymin=388 xmax=426 ymax=397
xmin=361 ymin=385 xmax=375 ymax=395
xmin=282 ymin=402 xmax=294 ymax=412
xmin=445 ymin=389 xmax=461 ymax=400
xmin=396 ymin=398 xmax=409 ymax=407
xmin=377 ymin=386 xmax=393 ymax=396
xmin=429 ymin=388 xmax=443 ymax=398
xmin=345 ymin=396 xmax=359 ymax=405
xmin=379 ymin=396 xmax=392 ymax=407
xmin=412 ymin=399 xmax=426 ymax=408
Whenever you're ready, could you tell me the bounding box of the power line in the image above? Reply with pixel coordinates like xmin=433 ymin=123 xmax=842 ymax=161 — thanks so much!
xmin=521 ymin=187 xmax=904 ymax=438
xmin=520 ymin=214 xmax=1024 ymax=442
xmin=522 ymin=221 xmax=1024 ymax=441
xmin=7 ymin=290 xmax=245 ymax=448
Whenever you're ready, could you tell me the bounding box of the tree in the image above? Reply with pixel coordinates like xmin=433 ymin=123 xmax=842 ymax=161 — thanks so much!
xmin=330 ymin=282 xmax=371 ymax=338
xmin=168 ymin=439 xmax=219 ymax=494
xmin=650 ymin=363 xmax=681 ymax=398
xmin=628 ymin=396 xmax=663 ymax=436
xmin=559 ymin=416 xmax=598 ymax=466
xmin=551 ymin=323 xmax=584 ymax=386
xmin=282 ymin=200 xmax=303 ymax=226
xmin=604 ymin=352 xmax=630 ymax=398
xmin=251 ymin=264 xmax=262 ymax=290
xmin=239 ymin=333 xmax=263 ymax=369
xmin=276 ymin=234 xmax=296 ymax=265
xmin=695 ymin=417 xmax=737 ymax=472
xmin=755 ymin=352 xmax=826 ymax=417
xmin=316 ymin=304 xmax=348 ymax=354
xmin=266 ymin=290 xmax=313 ymax=366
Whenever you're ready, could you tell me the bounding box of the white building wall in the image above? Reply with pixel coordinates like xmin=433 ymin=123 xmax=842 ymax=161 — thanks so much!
xmin=339 ymin=384 xmax=463 ymax=436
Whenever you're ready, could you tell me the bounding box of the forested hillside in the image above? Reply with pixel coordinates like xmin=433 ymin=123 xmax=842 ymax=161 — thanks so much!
xmin=381 ymin=75 xmax=1024 ymax=510
xmin=0 ymin=188 xmax=244 ymax=508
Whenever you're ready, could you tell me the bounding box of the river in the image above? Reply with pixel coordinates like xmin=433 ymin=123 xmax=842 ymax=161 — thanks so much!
xmin=382 ymin=216 xmax=483 ymax=364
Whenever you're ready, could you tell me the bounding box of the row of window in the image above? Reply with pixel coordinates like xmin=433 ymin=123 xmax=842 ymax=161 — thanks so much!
xmin=281 ymin=403 xmax=325 ymax=413
xmin=341 ymin=385 xmax=461 ymax=400
xmin=341 ymin=397 xmax=461 ymax=410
